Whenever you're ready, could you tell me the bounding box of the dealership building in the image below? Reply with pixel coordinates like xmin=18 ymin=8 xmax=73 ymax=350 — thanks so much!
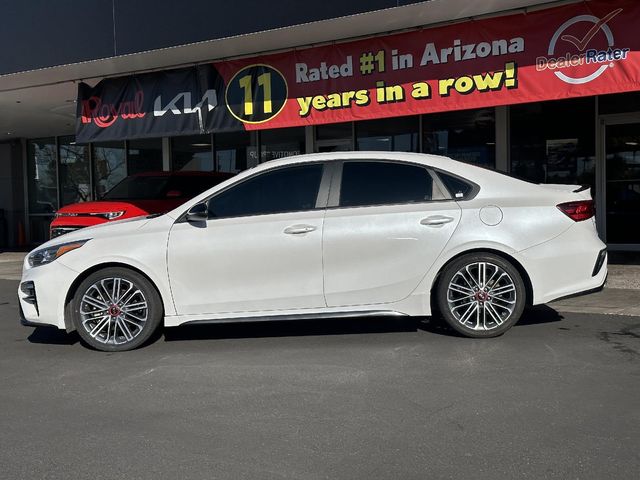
xmin=0 ymin=0 xmax=638 ymax=248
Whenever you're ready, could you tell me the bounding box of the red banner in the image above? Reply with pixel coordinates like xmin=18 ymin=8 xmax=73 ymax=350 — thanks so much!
xmin=214 ymin=0 xmax=640 ymax=130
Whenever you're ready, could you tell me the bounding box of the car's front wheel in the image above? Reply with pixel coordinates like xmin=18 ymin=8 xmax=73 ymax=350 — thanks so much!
xmin=436 ymin=253 xmax=526 ymax=337
xmin=71 ymin=267 xmax=162 ymax=351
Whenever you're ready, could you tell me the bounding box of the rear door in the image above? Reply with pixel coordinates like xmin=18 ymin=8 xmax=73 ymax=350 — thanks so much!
xmin=322 ymin=160 xmax=462 ymax=307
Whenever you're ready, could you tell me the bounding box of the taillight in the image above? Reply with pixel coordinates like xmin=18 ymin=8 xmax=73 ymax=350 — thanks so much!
xmin=556 ymin=200 xmax=595 ymax=222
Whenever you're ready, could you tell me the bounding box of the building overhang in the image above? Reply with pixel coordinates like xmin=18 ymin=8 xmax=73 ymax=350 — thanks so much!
xmin=0 ymin=0 xmax=579 ymax=139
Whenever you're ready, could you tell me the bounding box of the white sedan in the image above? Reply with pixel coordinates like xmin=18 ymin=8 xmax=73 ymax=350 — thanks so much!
xmin=19 ymin=152 xmax=607 ymax=351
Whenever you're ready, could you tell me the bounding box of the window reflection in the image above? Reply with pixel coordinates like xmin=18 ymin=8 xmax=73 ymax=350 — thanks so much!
xmin=127 ymin=138 xmax=163 ymax=174
xmin=172 ymin=135 xmax=213 ymax=171
xmin=93 ymin=141 xmax=126 ymax=199
xmin=356 ymin=116 xmax=418 ymax=152
xmin=215 ymin=131 xmax=257 ymax=173
xmin=260 ymin=127 xmax=305 ymax=162
xmin=27 ymin=138 xmax=58 ymax=214
xmin=510 ymin=98 xmax=595 ymax=186
xmin=423 ymin=108 xmax=495 ymax=168
xmin=605 ymin=122 xmax=640 ymax=244
xmin=59 ymin=136 xmax=90 ymax=206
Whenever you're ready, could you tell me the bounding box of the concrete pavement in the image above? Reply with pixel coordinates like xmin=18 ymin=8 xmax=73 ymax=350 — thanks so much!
xmin=0 ymin=252 xmax=23 ymax=281
xmin=0 ymin=278 xmax=638 ymax=480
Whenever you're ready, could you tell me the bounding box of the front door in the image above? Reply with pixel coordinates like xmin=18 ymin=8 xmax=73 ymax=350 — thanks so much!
xmin=168 ymin=163 xmax=328 ymax=316
xmin=600 ymin=116 xmax=640 ymax=249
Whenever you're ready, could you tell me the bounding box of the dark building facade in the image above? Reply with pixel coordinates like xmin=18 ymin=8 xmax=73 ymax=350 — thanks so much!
xmin=1 ymin=0 xmax=639 ymax=249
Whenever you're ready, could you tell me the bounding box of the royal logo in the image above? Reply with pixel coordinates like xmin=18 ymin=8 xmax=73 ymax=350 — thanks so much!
xmin=535 ymin=8 xmax=629 ymax=84
xmin=80 ymin=91 xmax=146 ymax=128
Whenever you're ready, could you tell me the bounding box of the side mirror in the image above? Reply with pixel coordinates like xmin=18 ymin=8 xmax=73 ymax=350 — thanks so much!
xmin=185 ymin=202 xmax=208 ymax=223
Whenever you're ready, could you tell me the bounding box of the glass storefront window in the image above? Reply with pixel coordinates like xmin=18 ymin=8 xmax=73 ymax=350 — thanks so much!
xmin=27 ymin=138 xmax=58 ymax=214
xmin=316 ymin=122 xmax=353 ymax=152
xmin=260 ymin=127 xmax=305 ymax=162
xmin=604 ymin=122 xmax=640 ymax=245
xmin=59 ymin=136 xmax=90 ymax=206
xmin=423 ymin=108 xmax=495 ymax=168
xmin=127 ymin=138 xmax=163 ymax=175
xmin=599 ymin=91 xmax=640 ymax=115
xmin=215 ymin=131 xmax=257 ymax=173
xmin=510 ymin=98 xmax=595 ymax=185
xmin=172 ymin=134 xmax=213 ymax=171
xmin=356 ymin=116 xmax=419 ymax=152
xmin=93 ymin=141 xmax=126 ymax=199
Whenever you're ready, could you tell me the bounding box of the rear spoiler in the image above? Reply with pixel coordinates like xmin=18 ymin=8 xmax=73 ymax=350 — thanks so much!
xmin=573 ymin=184 xmax=591 ymax=193
xmin=538 ymin=183 xmax=591 ymax=194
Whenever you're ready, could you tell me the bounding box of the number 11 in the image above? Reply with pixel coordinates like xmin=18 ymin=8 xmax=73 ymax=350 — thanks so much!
xmin=238 ymin=72 xmax=272 ymax=116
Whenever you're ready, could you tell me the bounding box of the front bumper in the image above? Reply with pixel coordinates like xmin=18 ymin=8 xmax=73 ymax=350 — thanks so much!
xmin=18 ymin=260 xmax=79 ymax=330
xmin=19 ymin=303 xmax=56 ymax=328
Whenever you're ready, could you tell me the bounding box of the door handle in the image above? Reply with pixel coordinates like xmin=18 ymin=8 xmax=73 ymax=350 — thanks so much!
xmin=420 ymin=215 xmax=454 ymax=227
xmin=284 ymin=224 xmax=317 ymax=235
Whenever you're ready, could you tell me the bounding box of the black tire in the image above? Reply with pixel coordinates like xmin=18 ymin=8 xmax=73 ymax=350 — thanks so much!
xmin=71 ymin=267 xmax=163 ymax=351
xmin=436 ymin=253 xmax=526 ymax=338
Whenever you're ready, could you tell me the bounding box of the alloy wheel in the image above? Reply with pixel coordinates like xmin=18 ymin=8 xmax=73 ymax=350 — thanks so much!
xmin=79 ymin=277 xmax=148 ymax=345
xmin=446 ymin=262 xmax=517 ymax=331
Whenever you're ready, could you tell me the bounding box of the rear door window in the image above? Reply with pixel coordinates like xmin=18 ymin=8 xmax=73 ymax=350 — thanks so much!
xmin=339 ymin=161 xmax=433 ymax=207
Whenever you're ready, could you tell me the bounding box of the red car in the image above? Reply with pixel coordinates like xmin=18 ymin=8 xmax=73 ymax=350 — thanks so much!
xmin=50 ymin=171 xmax=233 ymax=239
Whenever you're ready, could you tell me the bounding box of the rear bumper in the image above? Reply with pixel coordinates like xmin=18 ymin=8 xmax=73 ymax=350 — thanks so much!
xmin=518 ymin=222 xmax=608 ymax=305
xmin=549 ymin=272 xmax=607 ymax=304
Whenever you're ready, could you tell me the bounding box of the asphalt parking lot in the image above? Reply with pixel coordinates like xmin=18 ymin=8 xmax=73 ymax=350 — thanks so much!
xmin=1 ymin=278 xmax=639 ymax=480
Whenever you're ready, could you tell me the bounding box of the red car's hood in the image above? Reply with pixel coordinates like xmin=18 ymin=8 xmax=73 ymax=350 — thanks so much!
xmin=55 ymin=201 xmax=149 ymax=217
xmin=56 ymin=199 xmax=181 ymax=216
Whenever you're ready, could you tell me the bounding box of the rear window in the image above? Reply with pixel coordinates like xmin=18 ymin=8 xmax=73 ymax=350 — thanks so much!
xmin=437 ymin=172 xmax=475 ymax=199
xmin=339 ymin=161 xmax=432 ymax=207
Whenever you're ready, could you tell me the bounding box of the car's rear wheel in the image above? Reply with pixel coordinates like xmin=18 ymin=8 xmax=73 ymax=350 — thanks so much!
xmin=436 ymin=253 xmax=526 ymax=338
xmin=71 ymin=267 xmax=162 ymax=351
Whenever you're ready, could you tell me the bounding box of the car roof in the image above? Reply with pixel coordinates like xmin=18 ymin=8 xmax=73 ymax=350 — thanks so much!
xmin=252 ymin=151 xmax=544 ymax=195
xmin=254 ymin=151 xmax=480 ymax=176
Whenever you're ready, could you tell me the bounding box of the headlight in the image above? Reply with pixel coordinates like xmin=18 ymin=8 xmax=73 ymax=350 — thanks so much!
xmin=98 ymin=211 xmax=125 ymax=220
xmin=28 ymin=240 xmax=90 ymax=268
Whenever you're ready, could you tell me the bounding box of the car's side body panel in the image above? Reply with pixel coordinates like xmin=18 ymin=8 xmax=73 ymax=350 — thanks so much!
xmin=322 ymin=200 xmax=462 ymax=307
xmin=18 ymin=152 xmax=608 ymax=333
xmin=167 ymin=210 xmax=326 ymax=315
xmin=19 ymin=215 xmax=177 ymax=330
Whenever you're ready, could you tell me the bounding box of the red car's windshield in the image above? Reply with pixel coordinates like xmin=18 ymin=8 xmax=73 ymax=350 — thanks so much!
xmin=103 ymin=174 xmax=227 ymax=200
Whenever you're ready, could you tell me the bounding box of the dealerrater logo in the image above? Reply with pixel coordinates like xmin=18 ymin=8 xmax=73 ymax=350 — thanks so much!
xmin=536 ymin=8 xmax=629 ymax=84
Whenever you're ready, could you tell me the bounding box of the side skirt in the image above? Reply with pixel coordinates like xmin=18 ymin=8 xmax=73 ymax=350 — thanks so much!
xmin=181 ymin=310 xmax=409 ymax=326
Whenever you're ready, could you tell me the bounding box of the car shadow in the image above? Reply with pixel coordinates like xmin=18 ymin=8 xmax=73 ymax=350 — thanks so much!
xmin=165 ymin=306 xmax=564 ymax=342
xmin=27 ymin=326 xmax=80 ymax=345
xmin=517 ymin=305 xmax=564 ymax=326
xmin=23 ymin=306 xmax=564 ymax=346
xmin=416 ymin=304 xmax=563 ymax=337
xmin=163 ymin=316 xmax=420 ymax=342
